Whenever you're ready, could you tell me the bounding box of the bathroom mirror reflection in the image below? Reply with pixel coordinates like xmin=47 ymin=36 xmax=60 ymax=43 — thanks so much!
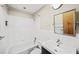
xmin=54 ymin=9 xmax=76 ymax=36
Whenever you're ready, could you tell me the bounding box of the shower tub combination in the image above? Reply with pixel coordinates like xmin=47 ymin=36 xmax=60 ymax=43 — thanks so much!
xmin=7 ymin=41 xmax=52 ymax=54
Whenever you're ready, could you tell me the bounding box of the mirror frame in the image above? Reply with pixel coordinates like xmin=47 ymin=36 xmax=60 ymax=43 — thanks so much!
xmin=53 ymin=9 xmax=76 ymax=36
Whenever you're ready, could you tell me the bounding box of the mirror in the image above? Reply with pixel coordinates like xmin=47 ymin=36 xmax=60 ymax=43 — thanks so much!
xmin=54 ymin=9 xmax=76 ymax=36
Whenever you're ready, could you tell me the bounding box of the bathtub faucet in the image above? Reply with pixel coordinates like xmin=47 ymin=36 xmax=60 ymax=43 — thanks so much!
xmin=34 ymin=37 xmax=37 ymax=44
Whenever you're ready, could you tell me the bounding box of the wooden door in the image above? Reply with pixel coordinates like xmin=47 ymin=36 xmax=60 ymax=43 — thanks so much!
xmin=63 ymin=10 xmax=75 ymax=36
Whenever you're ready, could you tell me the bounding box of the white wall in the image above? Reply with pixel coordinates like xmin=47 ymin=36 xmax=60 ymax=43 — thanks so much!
xmin=34 ymin=5 xmax=54 ymax=32
xmin=34 ymin=4 xmax=79 ymax=31
xmin=7 ymin=9 xmax=36 ymax=53
xmin=34 ymin=4 xmax=79 ymax=47
xmin=0 ymin=5 xmax=36 ymax=53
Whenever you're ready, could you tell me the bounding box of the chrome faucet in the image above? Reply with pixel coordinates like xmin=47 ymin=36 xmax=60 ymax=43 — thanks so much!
xmin=56 ymin=39 xmax=63 ymax=47
xmin=34 ymin=37 xmax=37 ymax=44
xmin=56 ymin=39 xmax=60 ymax=43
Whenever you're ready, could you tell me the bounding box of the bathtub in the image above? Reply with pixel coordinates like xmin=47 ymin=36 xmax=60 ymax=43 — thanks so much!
xmin=7 ymin=41 xmax=41 ymax=54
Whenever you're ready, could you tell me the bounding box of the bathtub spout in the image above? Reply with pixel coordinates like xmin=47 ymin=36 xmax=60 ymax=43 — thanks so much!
xmin=34 ymin=37 xmax=37 ymax=44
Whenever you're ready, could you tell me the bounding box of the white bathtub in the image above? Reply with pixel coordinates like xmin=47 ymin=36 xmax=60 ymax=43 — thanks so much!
xmin=7 ymin=41 xmax=41 ymax=54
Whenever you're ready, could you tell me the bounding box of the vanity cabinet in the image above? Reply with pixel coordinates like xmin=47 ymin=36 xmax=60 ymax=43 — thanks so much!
xmin=41 ymin=46 xmax=51 ymax=54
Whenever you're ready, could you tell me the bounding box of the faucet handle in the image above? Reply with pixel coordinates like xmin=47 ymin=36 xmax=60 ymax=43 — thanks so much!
xmin=56 ymin=39 xmax=60 ymax=43
xmin=34 ymin=37 xmax=37 ymax=44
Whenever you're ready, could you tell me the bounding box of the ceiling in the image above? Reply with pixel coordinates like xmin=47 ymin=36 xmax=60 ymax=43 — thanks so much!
xmin=7 ymin=4 xmax=45 ymax=14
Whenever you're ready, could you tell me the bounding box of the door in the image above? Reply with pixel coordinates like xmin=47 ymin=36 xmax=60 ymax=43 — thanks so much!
xmin=63 ymin=10 xmax=75 ymax=36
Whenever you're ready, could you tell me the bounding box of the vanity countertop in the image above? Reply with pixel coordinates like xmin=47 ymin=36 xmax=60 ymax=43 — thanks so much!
xmin=39 ymin=35 xmax=78 ymax=54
